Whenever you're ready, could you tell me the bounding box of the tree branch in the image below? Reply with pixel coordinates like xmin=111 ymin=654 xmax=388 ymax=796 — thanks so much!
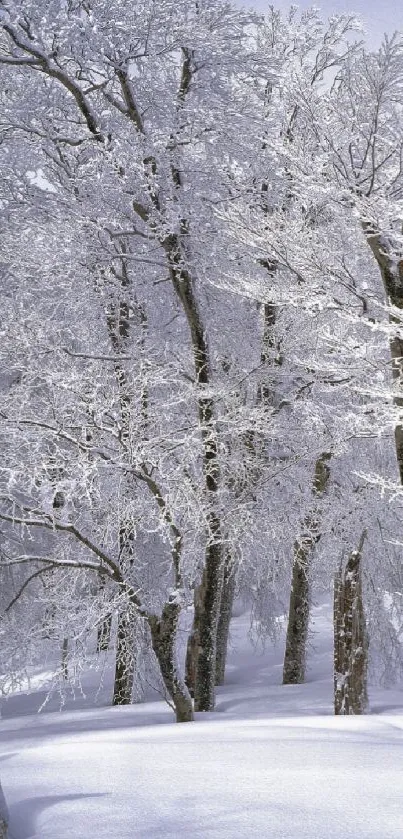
xmin=0 ymin=508 xmax=120 ymax=580
xmin=2 ymin=23 xmax=105 ymax=142
xmin=5 ymin=564 xmax=58 ymax=613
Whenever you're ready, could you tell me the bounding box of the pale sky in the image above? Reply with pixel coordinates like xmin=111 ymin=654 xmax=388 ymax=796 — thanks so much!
xmin=241 ymin=0 xmax=403 ymax=47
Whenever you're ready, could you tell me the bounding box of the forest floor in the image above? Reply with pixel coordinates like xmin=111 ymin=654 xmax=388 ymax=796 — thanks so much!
xmin=1 ymin=600 xmax=403 ymax=838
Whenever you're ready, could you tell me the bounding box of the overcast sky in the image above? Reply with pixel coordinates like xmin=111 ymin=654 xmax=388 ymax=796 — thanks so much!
xmin=241 ymin=1 xmax=402 ymax=47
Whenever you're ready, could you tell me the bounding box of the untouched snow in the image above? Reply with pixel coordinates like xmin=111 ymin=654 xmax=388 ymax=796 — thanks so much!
xmin=1 ymin=602 xmax=403 ymax=839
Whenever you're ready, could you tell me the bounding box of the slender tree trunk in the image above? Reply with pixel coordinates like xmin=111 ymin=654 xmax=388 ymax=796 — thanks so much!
xmin=61 ymin=637 xmax=68 ymax=681
xmin=334 ymin=532 xmax=368 ymax=715
xmin=283 ymin=453 xmax=331 ymax=684
xmin=362 ymin=224 xmax=403 ymax=481
xmin=282 ymin=545 xmax=311 ymax=684
xmin=259 ymin=298 xmax=283 ymax=404
xmin=97 ymin=614 xmax=112 ymax=652
xmin=149 ymin=600 xmax=194 ymax=723
xmin=105 ymin=259 xmax=139 ymax=706
xmin=185 ymin=597 xmax=198 ymax=699
xmin=193 ymin=529 xmax=224 ymax=711
xmin=0 ymin=781 xmax=8 ymax=839
xmin=96 ymin=578 xmax=113 ymax=652
xmin=186 ymin=545 xmax=234 ymax=698
xmin=165 ymin=239 xmax=224 ymax=712
xmin=215 ymin=550 xmax=237 ymax=686
xmin=112 ymin=610 xmax=135 ymax=705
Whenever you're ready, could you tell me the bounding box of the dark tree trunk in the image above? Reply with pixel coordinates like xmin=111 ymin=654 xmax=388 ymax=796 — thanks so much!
xmin=186 ymin=544 xmax=231 ymax=698
xmin=334 ymin=532 xmax=368 ymax=715
xmin=165 ymin=242 xmax=224 ymax=712
xmin=185 ymin=615 xmax=197 ymax=699
xmin=97 ymin=613 xmax=112 ymax=652
xmin=149 ymin=600 xmax=194 ymax=723
xmin=105 ymin=260 xmax=139 ymax=708
xmin=363 ymin=223 xmax=403 ymax=482
xmin=96 ymin=577 xmax=113 ymax=652
xmin=283 ymin=453 xmax=331 ymax=684
xmin=258 ymin=298 xmax=283 ymax=404
xmin=61 ymin=637 xmax=68 ymax=681
xmin=112 ymin=610 xmax=135 ymax=705
xmin=0 ymin=781 xmax=8 ymax=839
xmin=190 ymin=529 xmax=224 ymax=712
xmin=282 ymin=548 xmax=311 ymax=684
xmin=215 ymin=551 xmax=237 ymax=686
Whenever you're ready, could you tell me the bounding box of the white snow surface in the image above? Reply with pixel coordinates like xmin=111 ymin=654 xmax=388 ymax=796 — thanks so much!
xmin=1 ymin=601 xmax=403 ymax=839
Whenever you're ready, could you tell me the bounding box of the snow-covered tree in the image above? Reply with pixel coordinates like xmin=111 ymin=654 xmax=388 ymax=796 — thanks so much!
xmin=0 ymin=0 xmax=282 ymax=716
xmin=1 ymin=1 xmax=402 ymax=725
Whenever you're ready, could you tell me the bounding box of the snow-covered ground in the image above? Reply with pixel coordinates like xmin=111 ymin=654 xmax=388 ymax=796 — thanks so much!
xmin=1 ymin=602 xmax=403 ymax=838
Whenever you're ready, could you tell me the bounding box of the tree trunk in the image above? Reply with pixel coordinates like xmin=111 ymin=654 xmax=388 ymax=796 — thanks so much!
xmin=186 ymin=531 xmax=224 ymax=712
xmin=112 ymin=610 xmax=135 ymax=705
xmin=215 ymin=551 xmax=237 ymax=686
xmin=185 ymin=548 xmax=230 ymax=697
xmin=362 ymin=224 xmax=403 ymax=481
xmin=282 ymin=545 xmax=311 ymax=684
xmin=0 ymin=782 xmax=9 ymax=839
xmin=334 ymin=532 xmax=368 ymax=715
xmin=61 ymin=637 xmax=68 ymax=680
xmin=283 ymin=453 xmax=331 ymax=684
xmin=97 ymin=613 xmax=112 ymax=652
xmin=185 ymin=610 xmax=197 ymax=699
xmin=166 ymin=241 xmax=224 ymax=711
xmin=149 ymin=600 xmax=194 ymax=723
xmin=186 ymin=543 xmax=230 ymax=699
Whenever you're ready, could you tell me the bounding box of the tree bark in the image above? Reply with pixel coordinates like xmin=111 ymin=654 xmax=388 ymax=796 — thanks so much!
xmin=334 ymin=532 xmax=368 ymax=714
xmin=0 ymin=781 xmax=8 ymax=839
xmin=259 ymin=298 xmax=283 ymax=404
xmin=282 ymin=546 xmax=311 ymax=684
xmin=215 ymin=551 xmax=237 ymax=686
xmin=97 ymin=613 xmax=112 ymax=652
xmin=193 ymin=530 xmax=224 ymax=712
xmin=362 ymin=223 xmax=403 ymax=482
xmin=186 ymin=542 xmax=230 ymax=699
xmin=96 ymin=578 xmax=113 ymax=653
xmin=283 ymin=453 xmax=331 ymax=684
xmin=185 ymin=604 xmax=198 ymax=698
xmin=112 ymin=610 xmax=135 ymax=705
xmin=164 ymin=238 xmax=224 ymax=712
xmin=149 ymin=600 xmax=194 ymax=722
xmin=61 ymin=637 xmax=68 ymax=680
